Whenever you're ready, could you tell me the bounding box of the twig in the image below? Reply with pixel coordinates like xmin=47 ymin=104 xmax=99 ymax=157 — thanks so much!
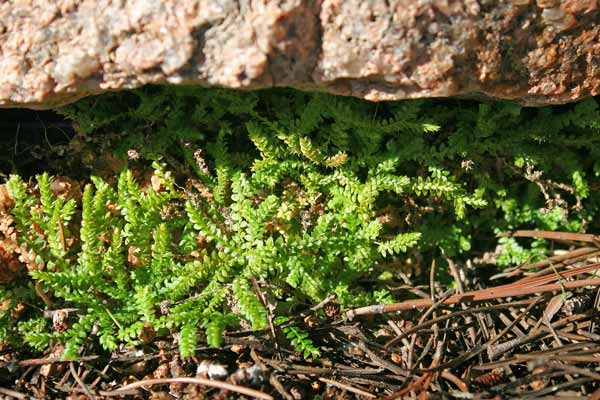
xmin=250 ymin=277 xmax=279 ymax=355
xmin=493 ymin=246 xmax=598 ymax=280
xmin=419 ymin=335 xmax=444 ymax=399
xmin=34 ymin=281 xmax=53 ymax=309
xmin=0 ymin=355 xmax=99 ymax=369
xmin=384 ymin=299 xmax=538 ymax=348
xmin=488 ymin=330 xmax=538 ymax=360
xmin=418 ymin=372 xmax=434 ymax=400
xmin=445 ymin=255 xmax=477 ymax=346
xmin=489 ymin=308 xmax=544 ymax=359
xmin=440 ymin=370 xmax=468 ymax=392
xmin=425 ymin=296 xmax=543 ymax=371
xmin=307 ymin=294 xmax=337 ymax=315
xmin=515 ymin=354 xmax=600 ymax=362
xmin=101 ymin=377 xmax=274 ymax=399
xmin=350 ymin=277 xmax=600 ymax=315
xmin=90 ymin=362 xmax=111 ymax=389
xmin=412 ymin=336 xmax=434 ymax=371
xmin=357 ymin=341 xmax=408 ymax=377
xmin=0 ymin=386 xmax=28 ymax=399
xmin=385 ymin=373 xmax=428 ymax=400
xmin=589 ymin=386 xmax=600 ymax=400
xmin=544 ymin=314 xmax=564 ymax=347
xmin=524 ymin=377 xmax=594 ymax=397
xmin=407 ymin=289 xmax=453 ymax=369
xmin=512 ymin=341 xmax=597 ymax=358
xmin=497 ymin=311 xmax=525 ymax=338
xmin=487 ymin=313 xmax=590 ymax=361
xmin=269 ymin=374 xmax=293 ymax=400
xmin=286 ymin=365 xmax=334 ymax=375
xmin=501 ymin=230 xmax=600 ymax=244
xmin=429 ymin=258 xmax=437 ymax=300
xmin=69 ymin=362 xmax=95 ymax=400
xmin=318 ymin=377 xmax=377 ymax=398
xmin=493 ymin=370 xmax=568 ymax=393
xmin=591 ymin=286 xmax=600 ymax=334
xmin=407 ymin=259 xmax=446 ymax=370
xmin=511 ymin=249 xmax=600 ymax=282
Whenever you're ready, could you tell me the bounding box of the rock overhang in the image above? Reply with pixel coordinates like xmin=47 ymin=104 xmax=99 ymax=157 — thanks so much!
xmin=0 ymin=0 xmax=599 ymax=109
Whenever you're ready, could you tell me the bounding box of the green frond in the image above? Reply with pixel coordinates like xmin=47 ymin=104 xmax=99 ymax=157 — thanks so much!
xmin=179 ymin=323 xmax=198 ymax=358
xmin=378 ymin=232 xmax=422 ymax=257
xmin=4 ymin=86 xmax=596 ymax=363
xmin=232 ymin=277 xmax=268 ymax=330
xmin=275 ymin=318 xmax=321 ymax=360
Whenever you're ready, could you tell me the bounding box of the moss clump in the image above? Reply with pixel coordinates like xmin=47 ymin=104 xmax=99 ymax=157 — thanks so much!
xmin=1 ymin=87 xmax=599 ymax=359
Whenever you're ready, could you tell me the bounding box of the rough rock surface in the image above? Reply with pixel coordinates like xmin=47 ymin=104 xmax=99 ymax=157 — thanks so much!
xmin=0 ymin=0 xmax=599 ymax=108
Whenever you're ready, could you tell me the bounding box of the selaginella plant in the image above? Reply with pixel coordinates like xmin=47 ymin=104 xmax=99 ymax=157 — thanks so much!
xmin=1 ymin=87 xmax=599 ymax=360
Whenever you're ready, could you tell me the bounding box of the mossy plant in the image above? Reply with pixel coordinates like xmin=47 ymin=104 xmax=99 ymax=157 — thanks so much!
xmin=1 ymin=87 xmax=599 ymax=360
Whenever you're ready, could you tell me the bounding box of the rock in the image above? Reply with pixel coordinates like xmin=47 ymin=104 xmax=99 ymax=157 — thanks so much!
xmin=0 ymin=0 xmax=599 ymax=109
